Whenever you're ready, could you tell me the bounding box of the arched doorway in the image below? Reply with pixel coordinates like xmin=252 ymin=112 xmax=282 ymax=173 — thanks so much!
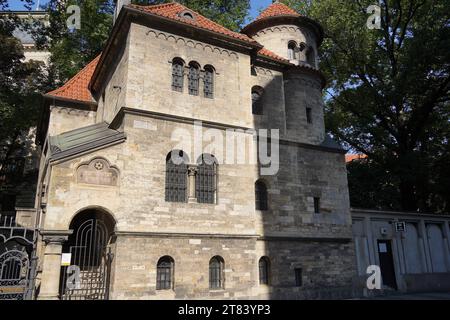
xmin=59 ymin=208 xmax=115 ymax=300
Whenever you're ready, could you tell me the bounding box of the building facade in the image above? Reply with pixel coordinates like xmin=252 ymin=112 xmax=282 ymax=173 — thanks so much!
xmin=31 ymin=2 xmax=357 ymax=300
xmin=352 ymin=209 xmax=450 ymax=294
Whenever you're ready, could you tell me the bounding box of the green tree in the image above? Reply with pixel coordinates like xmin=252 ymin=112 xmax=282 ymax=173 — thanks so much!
xmin=0 ymin=0 xmax=47 ymax=179
xmin=32 ymin=0 xmax=114 ymax=84
xmin=132 ymin=0 xmax=250 ymax=32
xmin=287 ymin=0 xmax=450 ymax=212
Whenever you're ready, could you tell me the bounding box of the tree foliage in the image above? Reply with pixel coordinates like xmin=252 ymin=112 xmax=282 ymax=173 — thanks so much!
xmin=0 ymin=0 xmax=47 ymax=179
xmin=287 ymin=0 xmax=450 ymax=212
xmin=32 ymin=0 xmax=114 ymax=85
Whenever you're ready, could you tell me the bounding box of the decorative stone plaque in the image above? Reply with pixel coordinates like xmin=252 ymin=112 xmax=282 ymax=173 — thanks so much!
xmin=76 ymin=158 xmax=119 ymax=186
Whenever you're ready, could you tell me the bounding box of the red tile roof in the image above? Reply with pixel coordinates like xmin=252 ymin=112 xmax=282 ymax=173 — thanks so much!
xmin=345 ymin=154 xmax=368 ymax=163
xmin=258 ymin=47 xmax=289 ymax=63
xmin=46 ymin=3 xmax=302 ymax=104
xmin=255 ymin=1 xmax=300 ymax=21
xmin=46 ymin=55 xmax=100 ymax=103
xmin=128 ymin=3 xmax=257 ymax=44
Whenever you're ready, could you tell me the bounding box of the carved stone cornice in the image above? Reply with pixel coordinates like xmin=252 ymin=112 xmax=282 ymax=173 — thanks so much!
xmin=40 ymin=230 xmax=73 ymax=245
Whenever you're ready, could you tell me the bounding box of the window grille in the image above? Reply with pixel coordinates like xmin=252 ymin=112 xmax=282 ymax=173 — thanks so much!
xmin=196 ymin=154 xmax=217 ymax=204
xmin=204 ymin=67 xmax=214 ymax=99
xmin=165 ymin=151 xmax=188 ymax=203
xmin=156 ymin=256 xmax=174 ymax=290
xmin=188 ymin=63 xmax=200 ymax=95
xmin=172 ymin=59 xmax=184 ymax=92
xmin=259 ymin=257 xmax=270 ymax=285
xmin=209 ymin=256 xmax=224 ymax=289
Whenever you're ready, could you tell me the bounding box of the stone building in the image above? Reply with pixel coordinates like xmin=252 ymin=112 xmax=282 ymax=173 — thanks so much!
xmin=31 ymin=1 xmax=357 ymax=300
xmin=352 ymin=209 xmax=450 ymax=294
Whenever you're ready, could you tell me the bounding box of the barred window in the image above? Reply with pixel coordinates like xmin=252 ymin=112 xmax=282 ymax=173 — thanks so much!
xmin=209 ymin=256 xmax=224 ymax=289
xmin=188 ymin=62 xmax=200 ymax=95
xmin=255 ymin=180 xmax=268 ymax=211
xmin=252 ymin=86 xmax=263 ymax=115
xmin=259 ymin=257 xmax=270 ymax=285
xmin=165 ymin=150 xmax=188 ymax=203
xmin=196 ymin=154 xmax=217 ymax=204
xmin=204 ymin=65 xmax=214 ymax=99
xmin=172 ymin=58 xmax=185 ymax=92
xmin=156 ymin=256 xmax=174 ymax=290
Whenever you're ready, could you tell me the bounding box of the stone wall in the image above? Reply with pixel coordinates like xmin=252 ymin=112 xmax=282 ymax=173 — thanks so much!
xmin=35 ymin=14 xmax=357 ymax=300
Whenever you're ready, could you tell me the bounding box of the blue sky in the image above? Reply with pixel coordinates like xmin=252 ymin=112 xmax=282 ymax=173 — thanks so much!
xmin=7 ymin=0 xmax=273 ymax=20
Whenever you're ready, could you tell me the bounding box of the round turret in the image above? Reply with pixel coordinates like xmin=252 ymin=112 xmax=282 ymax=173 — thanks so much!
xmin=242 ymin=1 xmax=323 ymax=68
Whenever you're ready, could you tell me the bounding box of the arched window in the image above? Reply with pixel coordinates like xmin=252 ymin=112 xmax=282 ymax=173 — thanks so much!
xmin=156 ymin=256 xmax=174 ymax=290
xmin=255 ymin=180 xmax=268 ymax=211
xmin=209 ymin=256 xmax=224 ymax=289
xmin=252 ymin=86 xmax=264 ymax=115
xmin=179 ymin=10 xmax=195 ymax=20
xmin=172 ymin=58 xmax=185 ymax=92
xmin=196 ymin=154 xmax=217 ymax=204
xmin=165 ymin=150 xmax=189 ymax=203
xmin=188 ymin=62 xmax=200 ymax=95
xmin=259 ymin=257 xmax=270 ymax=285
xmin=306 ymin=47 xmax=315 ymax=67
xmin=204 ymin=65 xmax=214 ymax=99
xmin=288 ymin=41 xmax=297 ymax=60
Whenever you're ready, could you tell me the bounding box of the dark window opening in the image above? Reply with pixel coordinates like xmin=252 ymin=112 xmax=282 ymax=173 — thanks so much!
xmin=156 ymin=256 xmax=174 ymax=290
xmin=306 ymin=107 xmax=312 ymax=124
xmin=209 ymin=256 xmax=224 ymax=289
xmin=259 ymin=257 xmax=270 ymax=285
xmin=295 ymin=268 xmax=303 ymax=287
xmin=188 ymin=62 xmax=200 ymax=96
xmin=252 ymin=86 xmax=264 ymax=115
xmin=172 ymin=58 xmax=185 ymax=92
xmin=255 ymin=180 xmax=268 ymax=211
xmin=165 ymin=151 xmax=188 ymax=203
xmin=204 ymin=66 xmax=214 ymax=99
xmin=314 ymin=197 xmax=320 ymax=214
xmin=288 ymin=41 xmax=297 ymax=60
xmin=196 ymin=154 xmax=217 ymax=204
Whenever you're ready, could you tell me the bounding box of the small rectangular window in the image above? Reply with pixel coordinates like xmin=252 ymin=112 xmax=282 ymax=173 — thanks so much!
xmin=314 ymin=197 xmax=320 ymax=214
xmin=295 ymin=268 xmax=302 ymax=287
xmin=306 ymin=107 xmax=312 ymax=124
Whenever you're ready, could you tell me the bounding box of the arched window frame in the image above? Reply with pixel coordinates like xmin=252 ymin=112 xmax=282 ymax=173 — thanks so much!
xmin=156 ymin=256 xmax=175 ymax=290
xmin=255 ymin=179 xmax=268 ymax=211
xmin=252 ymin=86 xmax=264 ymax=115
xmin=258 ymin=256 xmax=270 ymax=285
xmin=209 ymin=256 xmax=225 ymax=289
xmin=165 ymin=150 xmax=189 ymax=203
xmin=195 ymin=154 xmax=218 ymax=204
xmin=171 ymin=58 xmax=185 ymax=92
xmin=203 ymin=65 xmax=215 ymax=99
xmin=188 ymin=61 xmax=201 ymax=96
xmin=288 ymin=41 xmax=298 ymax=60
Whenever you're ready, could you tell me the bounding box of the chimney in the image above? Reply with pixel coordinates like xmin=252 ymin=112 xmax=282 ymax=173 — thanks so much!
xmin=114 ymin=0 xmax=131 ymax=24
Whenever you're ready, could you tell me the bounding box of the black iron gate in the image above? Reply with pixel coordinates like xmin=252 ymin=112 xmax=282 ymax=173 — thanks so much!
xmin=0 ymin=216 xmax=38 ymax=300
xmin=59 ymin=217 xmax=113 ymax=300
